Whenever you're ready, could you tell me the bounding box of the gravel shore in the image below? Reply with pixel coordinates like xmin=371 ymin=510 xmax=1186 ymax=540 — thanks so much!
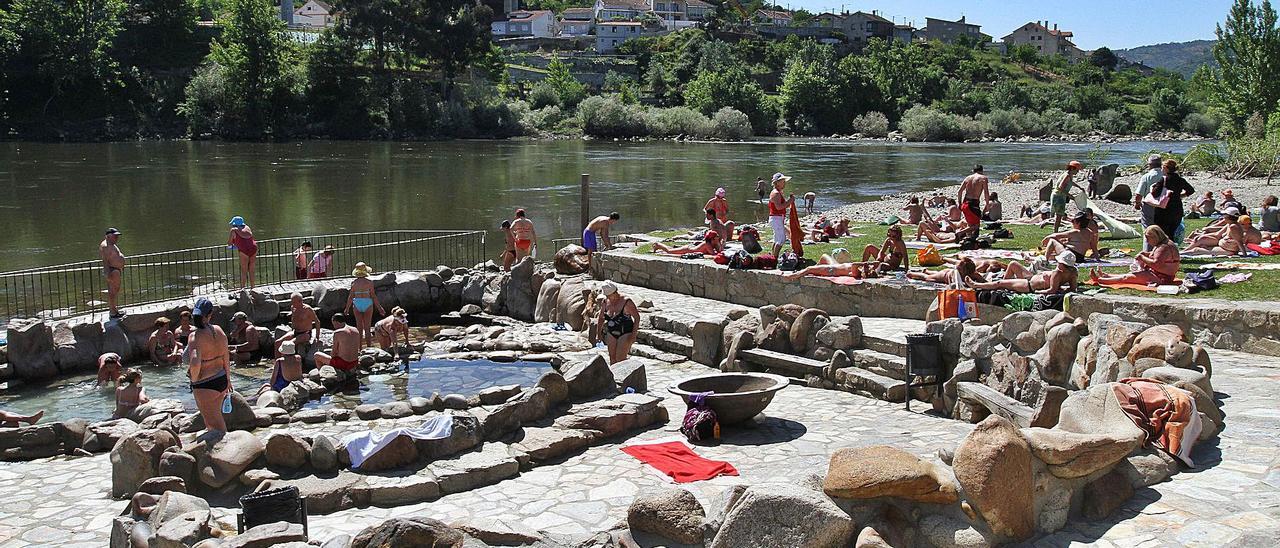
xmin=813 ymin=172 xmax=1280 ymax=225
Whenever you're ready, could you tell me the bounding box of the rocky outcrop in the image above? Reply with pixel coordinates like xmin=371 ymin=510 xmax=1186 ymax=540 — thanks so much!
xmin=351 ymin=517 xmax=464 ymax=548
xmin=822 ymin=445 xmax=958 ymax=504
xmin=533 ymin=279 xmax=561 ymax=323
xmin=627 ymin=486 xmax=706 ymax=545
xmin=554 ymin=245 xmax=591 ymax=275
xmin=111 ymin=428 xmax=180 ymax=498
xmin=1020 ymin=428 xmax=1140 ymax=479
xmin=561 ymin=354 xmax=616 ymax=399
xmin=186 ymin=430 xmax=266 ymax=489
xmin=710 ymin=483 xmax=853 ymax=548
xmin=608 ymin=358 xmax=647 ymax=393
xmin=6 ymin=318 xmax=56 ymax=379
xmin=952 ymin=415 xmax=1035 ymax=541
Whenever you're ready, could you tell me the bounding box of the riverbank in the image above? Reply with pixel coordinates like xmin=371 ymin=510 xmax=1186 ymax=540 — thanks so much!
xmin=813 ymin=172 xmax=1279 ymax=224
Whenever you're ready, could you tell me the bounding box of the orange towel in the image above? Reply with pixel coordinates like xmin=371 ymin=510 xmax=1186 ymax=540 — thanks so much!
xmin=1112 ymin=378 xmax=1200 ymax=466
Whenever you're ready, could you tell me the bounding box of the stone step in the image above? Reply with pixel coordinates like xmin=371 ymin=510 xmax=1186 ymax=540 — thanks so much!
xmin=833 ymin=367 xmax=907 ymax=403
xmin=636 ymin=330 xmax=693 ymax=358
xmin=739 ymin=348 xmax=826 ymax=377
xmin=859 ymin=317 xmax=927 ymax=358
xmin=850 ymin=348 xmax=908 ymax=381
xmin=628 ymin=343 xmax=686 ymax=363
xmin=647 ymin=312 xmax=694 ymax=338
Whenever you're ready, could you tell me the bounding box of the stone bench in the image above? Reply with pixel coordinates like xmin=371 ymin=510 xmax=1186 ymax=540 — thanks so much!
xmin=956 ymin=382 xmax=1063 ymax=428
xmin=739 ymin=348 xmax=826 ymax=377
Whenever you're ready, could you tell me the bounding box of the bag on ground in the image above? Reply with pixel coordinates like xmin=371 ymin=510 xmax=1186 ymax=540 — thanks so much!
xmin=777 ymin=251 xmax=800 ymax=271
xmin=917 ymin=245 xmax=944 ymax=267
xmin=938 ymin=289 xmax=979 ymax=319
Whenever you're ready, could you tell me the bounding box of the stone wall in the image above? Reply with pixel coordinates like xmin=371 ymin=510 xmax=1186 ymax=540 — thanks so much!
xmin=1070 ymin=295 xmax=1280 ymax=357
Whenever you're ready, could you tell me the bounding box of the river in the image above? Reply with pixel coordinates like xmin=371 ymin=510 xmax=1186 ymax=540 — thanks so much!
xmin=0 ymin=139 xmax=1202 ymax=271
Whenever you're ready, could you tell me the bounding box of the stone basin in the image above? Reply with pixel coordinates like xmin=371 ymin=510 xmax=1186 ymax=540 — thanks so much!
xmin=667 ymin=372 xmax=790 ymax=425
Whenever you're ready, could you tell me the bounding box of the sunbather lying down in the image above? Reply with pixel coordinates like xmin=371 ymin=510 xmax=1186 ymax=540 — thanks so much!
xmin=1090 ymin=225 xmax=1181 ymax=287
xmin=970 ymin=253 xmax=1079 ymax=294
xmin=782 ymin=261 xmax=880 ymax=281
xmin=906 ymin=257 xmax=985 ymax=286
xmin=1183 ymin=212 xmax=1245 ymax=256
xmin=653 ymin=232 xmax=720 ymax=256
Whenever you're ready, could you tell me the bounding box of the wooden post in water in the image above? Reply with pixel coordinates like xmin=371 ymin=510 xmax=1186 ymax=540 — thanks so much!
xmin=580 ymin=174 xmax=590 ymax=236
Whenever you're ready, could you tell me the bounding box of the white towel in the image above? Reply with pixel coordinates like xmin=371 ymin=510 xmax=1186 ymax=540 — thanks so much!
xmin=342 ymin=414 xmax=453 ymax=469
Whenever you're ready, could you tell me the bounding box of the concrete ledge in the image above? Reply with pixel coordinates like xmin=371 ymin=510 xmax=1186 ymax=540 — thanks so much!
xmin=592 ymin=249 xmax=1280 ymax=357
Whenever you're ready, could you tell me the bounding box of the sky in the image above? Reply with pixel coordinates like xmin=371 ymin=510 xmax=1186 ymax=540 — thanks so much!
xmin=781 ymin=0 xmax=1234 ymax=50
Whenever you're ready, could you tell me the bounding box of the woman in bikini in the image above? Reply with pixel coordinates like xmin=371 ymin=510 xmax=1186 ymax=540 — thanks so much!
xmin=1182 ymin=212 xmax=1246 ymax=255
xmin=652 ymin=231 xmax=720 ymax=256
xmin=227 ymin=216 xmax=258 ymax=290
xmin=374 ymin=307 xmax=411 ymax=351
xmin=500 ymin=220 xmax=517 ymax=271
xmin=597 ymin=281 xmax=640 ymax=364
xmin=114 ymin=369 xmax=150 ymax=419
xmin=914 ymin=219 xmax=965 ymax=244
xmin=862 ymin=225 xmax=910 ymax=274
xmin=147 ymin=317 xmax=182 ymax=365
xmin=782 ymin=260 xmax=878 ymax=281
xmin=1091 ymin=226 xmax=1180 ymax=287
xmin=346 ymin=262 xmax=384 ymax=348
xmin=972 ymin=253 xmax=1079 ymax=294
xmin=187 ymin=297 xmax=231 ymax=435
xmin=174 ymin=310 xmax=196 ymax=349
xmin=907 ymin=257 xmax=985 ymax=286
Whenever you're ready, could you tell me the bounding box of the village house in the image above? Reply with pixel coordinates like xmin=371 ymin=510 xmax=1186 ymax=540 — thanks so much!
xmin=595 ymin=0 xmax=649 ymax=21
xmin=754 ymin=9 xmax=793 ymax=27
xmin=1003 ymin=20 xmax=1086 ymax=60
xmin=921 ymin=16 xmax=990 ymax=44
xmin=559 ymin=7 xmax=596 ymax=36
xmin=596 ymin=20 xmax=661 ymax=52
xmin=293 ymin=0 xmax=336 ymax=28
xmin=492 ymin=10 xmax=556 ymax=38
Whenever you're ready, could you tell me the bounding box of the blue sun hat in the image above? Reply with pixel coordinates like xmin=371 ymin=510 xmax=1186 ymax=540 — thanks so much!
xmin=229 ymin=216 xmax=246 ymax=227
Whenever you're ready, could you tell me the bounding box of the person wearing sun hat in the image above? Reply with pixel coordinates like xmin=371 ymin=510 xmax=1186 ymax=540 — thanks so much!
xmin=227 ymin=215 xmax=258 ymax=290
xmin=309 ymin=245 xmax=335 ymax=279
xmin=1050 ymin=161 xmax=1086 ymax=233
xmin=345 ymin=262 xmax=383 ymax=347
xmin=374 ymin=306 xmax=411 ymax=351
xmin=258 ymin=339 xmax=302 ymax=396
xmin=99 ymin=227 xmax=126 ymax=319
xmin=767 ymin=172 xmax=796 ymax=256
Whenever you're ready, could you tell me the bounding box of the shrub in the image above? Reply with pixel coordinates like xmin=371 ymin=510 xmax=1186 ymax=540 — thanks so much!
xmin=850 ymin=112 xmax=889 ymax=137
xmin=979 ymin=108 xmax=1049 ymax=137
xmin=527 ymin=81 xmax=561 ymax=110
xmin=471 ymin=95 xmax=524 ymax=138
xmin=437 ymin=96 xmax=476 ymax=138
xmin=644 ymin=107 xmax=712 ymax=138
xmin=1182 ymin=112 xmax=1220 ymax=137
xmin=578 ymin=95 xmax=646 ymax=138
xmin=898 ymin=105 xmax=981 ymax=142
xmin=181 ymin=62 xmax=230 ymax=136
xmin=523 ymin=105 xmax=564 ymax=133
xmin=711 ymin=107 xmax=753 ymax=140
xmin=1093 ymin=108 xmax=1133 ymax=135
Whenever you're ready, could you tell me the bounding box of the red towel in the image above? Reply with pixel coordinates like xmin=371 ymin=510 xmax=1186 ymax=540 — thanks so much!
xmin=1248 ymin=243 xmax=1279 ymax=255
xmin=622 ymin=441 xmax=739 ymax=483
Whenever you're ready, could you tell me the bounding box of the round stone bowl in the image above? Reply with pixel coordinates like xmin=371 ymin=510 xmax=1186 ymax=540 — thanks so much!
xmin=667 ymin=372 xmax=790 ymax=425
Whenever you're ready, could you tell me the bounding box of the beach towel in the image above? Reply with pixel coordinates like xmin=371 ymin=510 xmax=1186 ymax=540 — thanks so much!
xmin=906 ymin=241 xmax=960 ymax=250
xmin=1112 ymin=378 xmax=1202 ymax=467
xmin=1201 ymin=262 xmax=1280 ymax=271
xmin=825 ymin=276 xmax=864 ymax=286
xmin=1075 ymin=194 xmax=1141 ymax=239
xmin=1247 ymin=243 xmax=1280 ymax=255
xmin=1085 ymin=280 xmax=1181 ymax=292
xmin=622 ymin=441 xmax=739 ymax=483
xmin=1180 ymin=249 xmax=1241 ymax=258
xmin=789 ymin=202 xmax=804 ymax=257
xmin=342 ymin=414 xmax=453 ymax=469
xmin=958 ymin=249 xmax=1029 ymax=260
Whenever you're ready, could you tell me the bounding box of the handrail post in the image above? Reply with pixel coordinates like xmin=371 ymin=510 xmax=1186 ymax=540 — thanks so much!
xmin=580 ymin=174 xmax=590 ymax=238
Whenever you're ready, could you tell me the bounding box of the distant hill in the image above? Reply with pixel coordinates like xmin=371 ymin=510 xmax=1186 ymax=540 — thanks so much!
xmin=1116 ymin=40 xmax=1216 ymax=77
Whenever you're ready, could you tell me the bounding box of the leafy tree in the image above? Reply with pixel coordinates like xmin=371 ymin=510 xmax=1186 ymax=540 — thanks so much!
xmin=544 ymin=56 xmax=586 ymax=108
xmin=684 ymin=67 xmax=775 ymax=134
xmin=989 ymin=80 xmax=1032 ymax=110
xmin=1151 ymin=88 xmax=1191 ymax=129
xmin=191 ymin=0 xmax=300 ymax=137
xmin=862 ymin=39 xmax=946 ymax=117
xmin=333 ymin=0 xmax=401 ymax=69
xmin=1006 ymin=43 xmax=1040 ymax=65
xmin=1210 ymin=0 xmax=1280 ymax=133
xmin=1089 ymin=47 xmax=1118 ymax=71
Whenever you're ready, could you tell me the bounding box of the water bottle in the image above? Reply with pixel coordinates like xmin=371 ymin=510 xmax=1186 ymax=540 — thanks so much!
xmin=956 ymin=293 xmax=968 ymax=321
xmin=222 ymin=392 xmax=233 ymax=414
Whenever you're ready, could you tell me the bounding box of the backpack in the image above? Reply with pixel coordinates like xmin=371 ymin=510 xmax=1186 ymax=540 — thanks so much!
xmin=1184 ymin=270 xmax=1218 ymax=293
xmin=739 ymin=226 xmax=762 ymax=254
xmin=777 ymin=251 xmax=800 ymax=271
xmin=975 ymin=234 xmax=996 ymax=249
xmin=993 ymin=228 xmax=1014 ymax=239
xmin=727 ymin=249 xmax=753 ymax=270
xmin=754 ymin=253 xmax=778 ymax=269
xmin=679 ymin=394 xmax=719 ymax=442
xmin=958 ymin=235 xmax=980 ymax=251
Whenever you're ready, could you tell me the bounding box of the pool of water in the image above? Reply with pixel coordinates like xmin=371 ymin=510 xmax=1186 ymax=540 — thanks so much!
xmin=0 ymin=357 xmax=552 ymax=424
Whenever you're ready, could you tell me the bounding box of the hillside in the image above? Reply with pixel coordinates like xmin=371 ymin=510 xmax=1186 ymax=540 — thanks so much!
xmin=1116 ymin=39 xmax=1216 ymax=77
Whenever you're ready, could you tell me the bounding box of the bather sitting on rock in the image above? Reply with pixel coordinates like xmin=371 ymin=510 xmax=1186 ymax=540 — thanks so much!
xmin=314 ymin=313 xmax=361 ymax=372
xmin=258 ymin=340 xmax=303 ymax=396
xmin=0 ymin=408 xmax=44 ymax=427
xmin=227 ymin=311 xmax=260 ymax=364
xmin=1182 ymin=211 xmax=1245 ymax=255
xmin=971 ymin=253 xmax=1079 ymax=294
xmin=653 ymin=230 xmax=721 ymax=256
xmin=862 ymin=224 xmax=910 ymax=273
xmin=1041 ymin=211 xmax=1098 ymax=263
xmin=114 ymin=369 xmax=149 ymax=420
xmin=907 ymin=257 xmax=985 ymax=286
xmin=1091 ymin=226 xmax=1180 ymax=287
xmin=147 ymin=317 xmax=182 ymax=365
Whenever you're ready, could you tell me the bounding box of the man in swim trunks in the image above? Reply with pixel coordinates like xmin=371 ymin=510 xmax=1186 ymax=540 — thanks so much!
xmin=100 ymin=228 xmax=125 ymax=318
xmin=512 ymin=209 xmax=537 ymax=260
xmin=315 ymin=313 xmax=361 ymax=372
xmin=768 ymin=172 xmax=796 ymax=257
xmin=227 ymin=311 xmax=260 ymax=364
xmin=1052 ymin=161 xmax=1086 ymax=232
xmin=277 ymin=292 xmax=319 ymax=353
xmin=1042 ymin=211 xmax=1097 ymax=263
xmin=583 ymin=212 xmax=620 ymax=253
xmin=958 ymin=164 xmax=989 ymax=238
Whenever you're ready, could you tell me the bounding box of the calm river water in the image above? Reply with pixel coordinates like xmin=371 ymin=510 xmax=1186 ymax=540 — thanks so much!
xmin=0 ymin=139 xmax=1200 ymax=271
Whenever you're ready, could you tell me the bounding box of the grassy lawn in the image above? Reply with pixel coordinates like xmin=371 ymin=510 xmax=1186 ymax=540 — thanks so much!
xmin=634 ymin=219 xmax=1280 ymax=302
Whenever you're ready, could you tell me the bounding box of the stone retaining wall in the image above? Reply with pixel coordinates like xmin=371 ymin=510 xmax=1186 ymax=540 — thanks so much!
xmin=593 ymin=250 xmax=1280 ymax=357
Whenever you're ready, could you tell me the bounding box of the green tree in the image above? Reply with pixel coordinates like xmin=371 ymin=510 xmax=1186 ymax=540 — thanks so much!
xmin=684 ymin=67 xmax=775 ymax=135
xmin=333 ymin=0 xmax=401 ymax=69
xmin=1150 ymin=88 xmax=1191 ymax=129
xmin=1006 ymin=43 xmax=1039 ymax=65
xmin=1088 ymin=47 xmax=1118 ymax=71
xmin=1210 ymin=0 xmax=1280 ymax=133
xmin=190 ymin=0 xmax=300 ymax=137
xmin=544 ymin=56 xmax=586 ymax=108
xmin=862 ymin=39 xmax=946 ymax=117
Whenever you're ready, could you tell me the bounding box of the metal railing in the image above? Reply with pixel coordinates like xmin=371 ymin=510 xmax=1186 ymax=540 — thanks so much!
xmin=0 ymin=230 xmax=486 ymax=323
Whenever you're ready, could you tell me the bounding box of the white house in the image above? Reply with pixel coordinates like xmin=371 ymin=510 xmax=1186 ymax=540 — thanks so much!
xmin=754 ymin=9 xmax=792 ymax=27
xmin=1002 ymin=20 xmax=1085 ymax=60
xmin=595 ymin=0 xmax=649 ymax=21
xmin=596 ymin=20 xmax=660 ymax=52
xmin=293 ymin=0 xmax=335 ymax=28
xmin=559 ymin=7 xmax=596 ymax=36
xmin=492 ymin=10 xmax=556 ymax=38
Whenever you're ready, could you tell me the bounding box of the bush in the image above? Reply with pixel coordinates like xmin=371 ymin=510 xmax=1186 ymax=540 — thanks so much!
xmin=1042 ymin=108 xmax=1093 ymax=135
xmin=523 ymin=105 xmax=565 ymax=133
xmin=1182 ymin=112 xmax=1220 ymax=137
xmin=578 ymin=95 xmax=646 ymax=137
xmin=181 ymin=62 xmax=230 ymax=136
xmin=528 ymin=81 xmax=561 ymax=109
xmin=710 ymin=107 xmax=753 ymax=140
xmin=850 ymin=112 xmax=889 ymax=137
xmin=1093 ymin=108 xmax=1133 ymax=134
xmin=644 ymin=107 xmax=712 ymax=138
xmin=899 ymin=105 xmax=981 ymax=142
xmin=978 ymin=108 xmax=1048 ymax=137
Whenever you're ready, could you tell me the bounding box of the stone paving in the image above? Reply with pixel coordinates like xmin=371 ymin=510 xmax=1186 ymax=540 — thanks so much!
xmin=0 ymin=348 xmax=1278 ymax=546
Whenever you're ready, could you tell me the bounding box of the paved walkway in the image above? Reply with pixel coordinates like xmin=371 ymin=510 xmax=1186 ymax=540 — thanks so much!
xmin=0 ymin=350 xmax=1277 ymax=546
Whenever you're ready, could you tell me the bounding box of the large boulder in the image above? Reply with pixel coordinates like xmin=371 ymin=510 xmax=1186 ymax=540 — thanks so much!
xmin=609 ymin=358 xmax=647 ymax=393
xmin=533 ymin=279 xmax=561 ymax=323
xmin=356 ymin=435 xmax=419 ymax=472
xmin=351 ymin=517 xmax=464 ymax=548
xmin=789 ymin=309 xmax=828 ymax=354
xmin=183 ymin=391 xmax=258 ymax=432
xmin=535 ymin=371 xmax=569 ymax=405
xmin=822 ymin=445 xmax=958 ymax=504
xmin=415 ymin=414 xmax=481 ymax=460
xmin=960 ymin=324 xmax=998 ymax=360
xmin=148 ymin=491 xmax=211 ymax=528
xmin=511 ymin=427 xmax=595 ymax=462
xmin=111 ymin=428 xmax=180 ymax=498
xmin=258 ymin=472 xmax=369 ymax=514
xmin=393 ymin=273 xmax=432 ymax=312
xmin=1142 ymin=366 xmax=1213 ymax=396
xmin=222 ymin=521 xmax=308 ymax=548
xmin=83 ymin=418 xmax=140 ymax=453
xmin=1034 ymin=322 xmax=1081 ymax=387
xmin=1105 ymin=183 xmax=1132 ymax=204
xmin=952 ymin=415 xmax=1035 ymax=541
xmin=555 ymin=277 xmax=591 ymax=331
xmin=310 ymin=434 xmax=339 ymax=471
xmin=561 ymin=354 xmax=615 ymax=398
xmin=1055 ymin=383 xmax=1146 ymax=444
xmin=691 ymin=319 xmax=725 ymax=366
xmin=999 ymin=312 xmax=1046 ymax=353
xmin=816 ymin=316 xmax=862 ymax=351
xmin=502 ymin=258 xmax=537 ymax=322
xmin=710 ymin=483 xmax=853 ymax=548
xmin=627 ymin=486 xmax=706 ymax=545
xmin=6 ymin=318 xmax=56 ymax=379
xmin=554 ymin=245 xmax=591 ymax=275
xmin=53 ymin=320 xmax=104 ymax=373
xmin=1127 ymin=325 xmax=1192 ymax=367
xmin=152 ymin=510 xmax=214 ymax=548
xmin=264 ymin=433 xmax=311 ymax=470
xmin=719 ymin=313 xmax=761 ymax=363
xmin=187 ymin=430 xmax=265 ymax=489
xmin=1020 ymin=427 xmax=1141 ymax=479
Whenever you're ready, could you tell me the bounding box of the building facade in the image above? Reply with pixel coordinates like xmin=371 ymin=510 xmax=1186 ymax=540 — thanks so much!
xmin=923 ymin=16 xmax=986 ymax=44
xmin=492 ymin=10 xmax=555 ymax=38
xmin=293 ymin=0 xmax=335 ymax=28
xmin=559 ymin=7 xmax=596 ymax=36
xmin=596 ymin=20 xmax=659 ymax=52
xmin=1002 ymin=20 xmax=1085 ymax=60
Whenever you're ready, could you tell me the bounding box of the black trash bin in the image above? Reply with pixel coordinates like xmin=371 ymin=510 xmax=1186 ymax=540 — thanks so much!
xmin=238 ymin=486 xmax=308 ymax=536
xmin=904 ymin=333 xmax=944 ymax=411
